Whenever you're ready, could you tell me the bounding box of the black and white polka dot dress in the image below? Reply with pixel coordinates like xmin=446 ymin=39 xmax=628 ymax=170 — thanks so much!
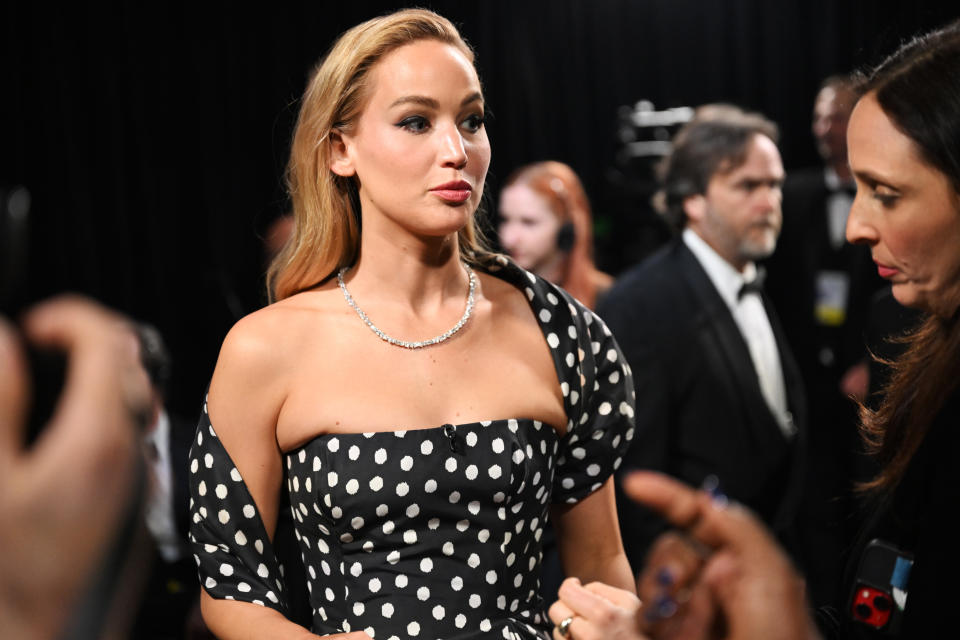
xmin=189 ymin=257 xmax=635 ymax=639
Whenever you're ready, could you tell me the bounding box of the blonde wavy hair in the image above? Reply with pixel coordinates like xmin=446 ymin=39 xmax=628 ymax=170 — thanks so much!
xmin=267 ymin=8 xmax=494 ymax=302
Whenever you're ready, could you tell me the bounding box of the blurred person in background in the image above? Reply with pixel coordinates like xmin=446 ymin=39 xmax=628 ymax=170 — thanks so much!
xmin=498 ymin=161 xmax=613 ymax=309
xmin=599 ymin=105 xmax=807 ymax=574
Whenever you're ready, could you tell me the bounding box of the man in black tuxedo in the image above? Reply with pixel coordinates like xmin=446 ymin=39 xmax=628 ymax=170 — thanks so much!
xmin=762 ymin=76 xmax=885 ymax=606
xmin=599 ymin=106 xmax=807 ymax=572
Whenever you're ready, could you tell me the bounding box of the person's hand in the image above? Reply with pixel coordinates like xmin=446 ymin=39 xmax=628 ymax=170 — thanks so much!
xmin=0 ymin=296 xmax=150 ymax=639
xmin=622 ymin=472 xmax=822 ymax=640
xmin=635 ymin=532 xmax=717 ymax=640
xmin=548 ymin=577 xmax=646 ymax=640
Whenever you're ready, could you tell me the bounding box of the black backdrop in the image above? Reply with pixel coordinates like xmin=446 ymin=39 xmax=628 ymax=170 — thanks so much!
xmin=3 ymin=1 xmax=957 ymax=414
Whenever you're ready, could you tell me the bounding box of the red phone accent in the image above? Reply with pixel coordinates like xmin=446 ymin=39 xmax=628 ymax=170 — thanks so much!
xmin=851 ymin=585 xmax=893 ymax=629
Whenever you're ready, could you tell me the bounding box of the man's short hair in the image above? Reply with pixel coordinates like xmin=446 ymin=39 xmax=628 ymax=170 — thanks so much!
xmin=656 ymin=104 xmax=779 ymax=228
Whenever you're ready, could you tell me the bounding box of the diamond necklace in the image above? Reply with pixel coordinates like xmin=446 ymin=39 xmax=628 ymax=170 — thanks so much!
xmin=337 ymin=264 xmax=477 ymax=349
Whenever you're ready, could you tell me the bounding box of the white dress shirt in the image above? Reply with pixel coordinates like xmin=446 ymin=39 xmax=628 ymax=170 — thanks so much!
xmin=683 ymin=228 xmax=796 ymax=438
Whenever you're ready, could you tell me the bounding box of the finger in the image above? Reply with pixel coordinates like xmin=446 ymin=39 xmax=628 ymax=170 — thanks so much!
xmin=23 ymin=295 xmax=150 ymax=432
xmin=558 ymin=577 xmax=621 ymax=622
xmin=548 ymin=598 xmax=575 ymax=625
xmin=623 ymin=471 xmax=771 ymax=554
xmin=0 ymin=316 xmax=29 ymax=463
xmin=622 ymin=472 xmax=705 ymax=531
xmin=582 ymin=581 xmax=642 ymax=609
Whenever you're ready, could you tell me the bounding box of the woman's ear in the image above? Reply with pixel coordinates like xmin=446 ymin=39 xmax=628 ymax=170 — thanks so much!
xmin=329 ymin=130 xmax=356 ymax=177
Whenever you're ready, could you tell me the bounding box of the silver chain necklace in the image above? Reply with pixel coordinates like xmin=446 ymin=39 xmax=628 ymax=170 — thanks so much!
xmin=337 ymin=264 xmax=477 ymax=349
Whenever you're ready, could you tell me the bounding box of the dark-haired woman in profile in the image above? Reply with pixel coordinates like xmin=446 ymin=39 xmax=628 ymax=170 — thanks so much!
xmin=186 ymin=8 xmax=635 ymax=640
xmin=546 ymin=18 xmax=960 ymax=640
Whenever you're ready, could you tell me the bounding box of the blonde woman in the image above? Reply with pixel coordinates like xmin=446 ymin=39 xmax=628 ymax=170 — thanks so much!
xmin=189 ymin=9 xmax=636 ymax=639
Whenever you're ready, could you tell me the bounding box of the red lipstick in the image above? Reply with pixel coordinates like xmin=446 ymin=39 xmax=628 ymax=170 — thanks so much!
xmin=431 ymin=180 xmax=472 ymax=203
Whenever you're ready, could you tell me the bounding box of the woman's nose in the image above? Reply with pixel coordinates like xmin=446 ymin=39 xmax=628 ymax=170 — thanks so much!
xmin=845 ymin=196 xmax=878 ymax=245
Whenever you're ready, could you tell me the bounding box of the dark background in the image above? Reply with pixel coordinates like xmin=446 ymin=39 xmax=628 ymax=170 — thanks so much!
xmin=2 ymin=1 xmax=957 ymax=415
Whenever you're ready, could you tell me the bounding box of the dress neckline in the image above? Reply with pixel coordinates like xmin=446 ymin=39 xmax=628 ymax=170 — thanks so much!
xmin=283 ymin=417 xmax=560 ymax=456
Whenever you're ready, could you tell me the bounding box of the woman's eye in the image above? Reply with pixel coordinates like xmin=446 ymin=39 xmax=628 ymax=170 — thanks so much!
xmin=461 ymin=113 xmax=485 ymax=133
xmin=873 ymin=187 xmax=900 ymax=207
xmin=398 ymin=116 xmax=429 ymax=133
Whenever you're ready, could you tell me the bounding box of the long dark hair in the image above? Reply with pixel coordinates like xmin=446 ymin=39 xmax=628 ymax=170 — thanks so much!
xmin=858 ymin=19 xmax=960 ymax=493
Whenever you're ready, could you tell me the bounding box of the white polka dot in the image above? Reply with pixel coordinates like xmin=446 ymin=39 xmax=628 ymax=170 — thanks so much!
xmin=396 ymin=482 xmax=409 ymax=496
xmin=488 ymin=464 xmax=502 ymax=479
xmin=570 ymin=390 xmax=580 ymax=405
xmin=369 ymin=577 xmax=381 ymax=592
xmin=204 ymin=453 xmax=213 ymax=468
xmin=197 ymin=481 xmax=207 ymax=496
xmin=469 ymin=593 xmax=482 ymax=608
xmin=428 ymin=517 xmax=440 ymax=530
xmin=406 ymin=504 xmax=420 ymax=519
xmin=348 ymin=445 xmax=360 ymax=460
xmin=219 ymin=563 xmax=234 ymax=576
xmin=382 ymin=603 xmax=394 ymax=618
xmin=205 ymin=577 xmax=217 ymax=589
xmin=401 ymin=455 xmax=414 ymax=471
xmin=608 ymin=370 xmax=621 ymax=384
xmin=587 ymin=464 xmax=601 ymax=476
xmin=432 ymin=605 xmax=445 ymax=620
xmin=547 ymin=333 xmax=560 ymax=348
xmin=374 ymin=449 xmax=387 ymax=464
xmin=424 ymin=479 xmax=437 ymax=493
xmin=420 ymin=558 xmax=434 ymax=572
xmin=480 ymin=619 xmax=492 ymax=632
xmin=468 ymin=501 xmax=480 ymax=515
xmin=407 ymin=622 xmax=420 ymax=636
xmin=443 ymin=541 xmax=455 ymax=555
xmin=466 ymin=432 xmax=478 ymax=447
xmin=417 ymin=586 xmax=430 ymax=601
xmin=255 ymin=540 xmax=264 ymax=554
xmin=565 ymin=352 xmax=575 ymax=367
xmin=445 ymin=457 xmax=457 ymax=472
xmin=257 ymin=563 xmax=269 ymax=578
xmin=346 ymin=479 xmax=359 ymax=494
xmin=237 ymin=582 xmax=251 ymax=593
xmin=369 ymin=476 xmax=383 ymax=491
xmin=560 ymin=382 xmax=570 ymax=397
xmin=387 ymin=550 xmax=400 ymax=564
xmin=449 ymin=491 xmax=461 ymax=503
xmin=217 ymin=510 xmax=229 ymax=524
xmin=478 ymin=529 xmax=490 ymax=543
xmin=214 ymin=483 xmax=228 ymax=499
xmin=539 ymin=309 xmax=552 ymax=322
xmin=383 ymin=520 xmax=395 ymax=535
xmin=455 ymin=613 xmax=467 ymax=628
xmin=420 ymin=440 xmax=433 ymax=455
xmin=572 ymin=447 xmax=586 ymax=460
xmin=327 ymin=438 xmax=339 ymax=452
xmin=395 ymin=574 xmax=408 ymax=588
xmin=351 ymin=516 xmax=364 ymax=530
xmin=486 ymin=570 xmax=498 ymax=584
xmin=606 ymin=349 xmax=618 ymax=362
xmin=467 ymin=553 xmax=480 ymax=568
xmin=456 ymin=519 xmax=469 ymax=532
xmin=327 ymin=471 xmax=338 ymax=486
xmin=190 ymin=458 xmax=199 ymax=473
xmin=451 ymin=576 xmax=463 ymax=590
xmin=465 ymin=465 xmax=478 ymax=480
xmin=234 ymin=530 xmax=247 ymax=545
xmin=404 ymin=530 xmax=417 ymax=544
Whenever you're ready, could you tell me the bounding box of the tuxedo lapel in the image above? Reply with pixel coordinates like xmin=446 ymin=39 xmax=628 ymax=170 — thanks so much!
xmin=674 ymin=243 xmax=794 ymax=450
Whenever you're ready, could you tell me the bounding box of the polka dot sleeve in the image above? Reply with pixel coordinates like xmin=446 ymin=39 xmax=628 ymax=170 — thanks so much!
xmin=493 ymin=256 xmax=636 ymax=505
xmin=188 ymin=401 xmax=290 ymax=615
xmin=551 ymin=299 xmax=636 ymax=504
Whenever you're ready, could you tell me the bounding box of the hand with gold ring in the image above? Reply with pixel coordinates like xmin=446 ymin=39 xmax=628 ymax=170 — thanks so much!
xmin=548 ymin=577 xmax=647 ymax=640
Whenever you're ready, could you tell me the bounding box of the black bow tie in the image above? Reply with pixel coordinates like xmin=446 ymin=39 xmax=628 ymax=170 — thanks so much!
xmin=738 ymin=270 xmax=766 ymax=300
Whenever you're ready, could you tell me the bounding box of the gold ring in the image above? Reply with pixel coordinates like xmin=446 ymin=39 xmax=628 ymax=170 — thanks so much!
xmin=558 ymin=616 xmax=574 ymax=637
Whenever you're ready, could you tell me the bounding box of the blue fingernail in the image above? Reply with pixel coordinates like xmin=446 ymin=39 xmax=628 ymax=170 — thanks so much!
xmin=655 ymin=567 xmax=674 ymax=587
